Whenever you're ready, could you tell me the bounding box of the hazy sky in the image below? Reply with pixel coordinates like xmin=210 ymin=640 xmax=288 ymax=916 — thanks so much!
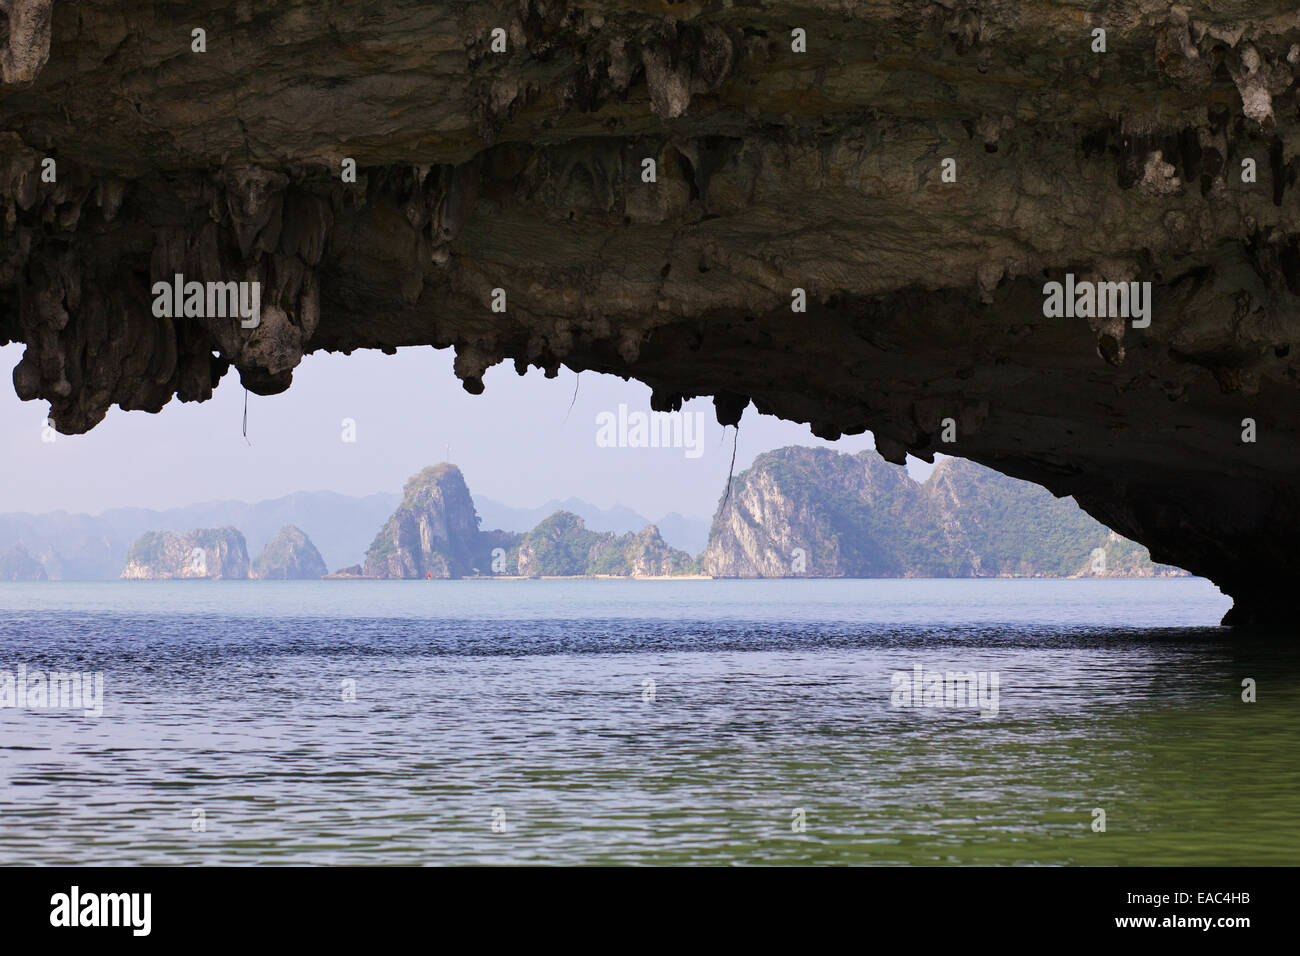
xmin=1 ymin=342 xmax=935 ymax=518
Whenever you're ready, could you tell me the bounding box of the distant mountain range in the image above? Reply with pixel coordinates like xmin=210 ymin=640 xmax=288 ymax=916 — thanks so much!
xmin=0 ymin=490 xmax=708 ymax=580
xmin=0 ymin=448 xmax=1188 ymax=581
xmin=0 ymin=491 xmax=399 ymax=579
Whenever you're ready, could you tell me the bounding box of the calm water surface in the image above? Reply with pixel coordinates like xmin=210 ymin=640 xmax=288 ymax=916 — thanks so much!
xmin=1 ymin=578 xmax=1297 ymax=865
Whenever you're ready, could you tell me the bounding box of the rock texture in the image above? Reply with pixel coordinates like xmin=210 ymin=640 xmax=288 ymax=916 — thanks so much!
xmin=252 ymin=524 xmax=327 ymax=579
xmin=364 ymin=464 xmax=485 ymax=578
xmin=0 ymin=543 xmax=46 ymax=580
xmin=602 ymin=524 xmax=699 ymax=577
xmin=0 ymin=490 xmax=398 ymax=579
xmin=515 ymin=511 xmax=697 ymax=576
xmin=3 ymin=3 xmax=1300 ymax=624
xmin=324 ymin=563 xmax=364 ymax=579
xmin=704 ymin=447 xmax=1181 ymax=578
xmin=120 ymin=527 xmax=252 ymax=580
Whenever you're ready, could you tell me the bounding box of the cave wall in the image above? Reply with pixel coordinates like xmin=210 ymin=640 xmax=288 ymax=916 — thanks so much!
xmin=2 ymin=1 xmax=1299 ymax=626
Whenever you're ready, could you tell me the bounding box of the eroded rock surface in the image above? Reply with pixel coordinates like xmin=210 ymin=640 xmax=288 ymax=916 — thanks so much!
xmin=0 ymin=543 xmax=46 ymax=581
xmin=3 ymin=2 xmax=1300 ymax=625
xmin=364 ymin=464 xmax=485 ymax=579
xmin=121 ymin=528 xmax=251 ymax=580
xmin=514 ymin=511 xmax=697 ymax=576
xmin=253 ymin=524 xmax=327 ymax=580
xmin=703 ymin=447 xmax=1183 ymax=578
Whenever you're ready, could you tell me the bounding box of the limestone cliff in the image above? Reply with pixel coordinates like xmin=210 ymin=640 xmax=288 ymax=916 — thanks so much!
xmin=252 ymin=524 xmax=327 ymax=580
xmin=120 ymin=527 xmax=252 ymax=580
xmin=4 ymin=3 xmax=1300 ymax=624
xmin=515 ymin=511 xmax=697 ymax=576
xmin=0 ymin=544 xmax=46 ymax=580
xmin=363 ymin=465 xmax=481 ymax=578
xmin=606 ymin=525 xmax=699 ymax=577
xmin=704 ymin=448 xmax=1183 ymax=579
xmin=704 ymin=448 xmax=918 ymax=577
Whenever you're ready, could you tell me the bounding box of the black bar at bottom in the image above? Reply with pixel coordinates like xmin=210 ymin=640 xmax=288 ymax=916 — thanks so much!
xmin=0 ymin=866 xmax=1281 ymax=943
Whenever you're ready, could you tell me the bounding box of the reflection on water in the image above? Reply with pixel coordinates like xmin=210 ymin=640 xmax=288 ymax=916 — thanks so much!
xmin=0 ymin=579 xmax=1296 ymax=865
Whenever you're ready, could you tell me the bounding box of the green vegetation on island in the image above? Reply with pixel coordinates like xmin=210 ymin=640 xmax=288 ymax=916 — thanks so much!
xmin=702 ymin=447 xmax=1185 ymax=578
xmin=35 ymin=452 xmax=1190 ymax=582
xmin=511 ymin=511 xmax=699 ymax=577
xmin=253 ymin=525 xmax=329 ymax=579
